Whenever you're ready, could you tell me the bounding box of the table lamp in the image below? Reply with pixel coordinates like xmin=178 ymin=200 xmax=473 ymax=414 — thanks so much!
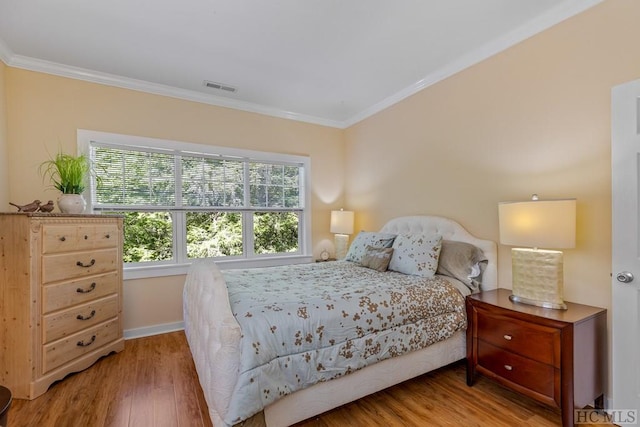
xmin=330 ymin=209 xmax=354 ymax=259
xmin=498 ymin=195 xmax=576 ymax=309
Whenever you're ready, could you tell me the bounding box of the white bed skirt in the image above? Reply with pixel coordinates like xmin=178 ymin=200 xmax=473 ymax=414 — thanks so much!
xmin=264 ymin=329 xmax=466 ymax=427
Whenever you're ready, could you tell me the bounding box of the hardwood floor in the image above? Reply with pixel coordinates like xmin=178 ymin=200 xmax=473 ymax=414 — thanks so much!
xmin=10 ymin=331 xmax=212 ymax=427
xmin=8 ymin=331 xmax=611 ymax=426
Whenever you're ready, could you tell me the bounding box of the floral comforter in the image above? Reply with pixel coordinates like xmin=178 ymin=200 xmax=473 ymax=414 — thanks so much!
xmin=218 ymin=260 xmax=466 ymax=424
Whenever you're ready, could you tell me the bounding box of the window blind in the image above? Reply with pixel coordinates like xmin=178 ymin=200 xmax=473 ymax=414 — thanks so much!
xmin=91 ymin=143 xmax=303 ymax=211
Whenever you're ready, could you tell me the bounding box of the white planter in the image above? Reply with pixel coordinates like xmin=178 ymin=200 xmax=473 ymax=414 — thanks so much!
xmin=57 ymin=194 xmax=86 ymax=214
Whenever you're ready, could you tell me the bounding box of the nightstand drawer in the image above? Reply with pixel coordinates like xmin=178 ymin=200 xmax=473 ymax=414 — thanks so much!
xmin=476 ymin=310 xmax=560 ymax=366
xmin=478 ymin=341 xmax=556 ymax=399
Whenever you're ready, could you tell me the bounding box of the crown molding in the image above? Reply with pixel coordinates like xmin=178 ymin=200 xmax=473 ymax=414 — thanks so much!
xmin=343 ymin=0 xmax=604 ymax=127
xmin=0 ymin=0 xmax=602 ymax=130
xmin=0 ymin=37 xmax=12 ymax=65
xmin=6 ymin=54 xmax=346 ymax=129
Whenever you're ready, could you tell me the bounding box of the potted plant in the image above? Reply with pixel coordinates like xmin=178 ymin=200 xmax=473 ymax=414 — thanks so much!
xmin=39 ymin=151 xmax=91 ymax=213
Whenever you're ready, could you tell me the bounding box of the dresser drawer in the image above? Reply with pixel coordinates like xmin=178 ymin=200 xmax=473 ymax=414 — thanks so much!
xmin=476 ymin=310 xmax=560 ymax=366
xmin=478 ymin=341 xmax=556 ymax=399
xmin=42 ymin=248 xmax=118 ymax=283
xmin=43 ymin=295 xmax=119 ymax=344
xmin=43 ymin=272 xmax=120 ymax=314
xmin=42 ymin=318 xmax=120 ymax=374
xmin=42 ymin=223 xmax=119 ymax=254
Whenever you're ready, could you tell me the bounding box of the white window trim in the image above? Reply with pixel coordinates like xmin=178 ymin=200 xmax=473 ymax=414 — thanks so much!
xmin=77 ymin=129 xmax=313 ymax=279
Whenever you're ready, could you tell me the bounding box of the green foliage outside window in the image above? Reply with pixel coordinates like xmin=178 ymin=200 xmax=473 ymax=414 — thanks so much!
xmin=116 ymin=212 xmax=173 ymax=263
xmin=254 ymin=212 xmax=299 ymax=254
xmin=109 ymin=210 xmax=299 ymax=263
xmin=186 ymin=212 xmax=243 ymax=258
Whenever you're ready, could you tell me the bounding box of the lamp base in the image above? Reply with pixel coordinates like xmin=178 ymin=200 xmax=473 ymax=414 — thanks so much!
xmin=334 ymin=234 xmax=349 ymax=260
xmin=510 ymin=248 xmax=568 ymax=310
xmin=508 ymin=293 xmax=567 ymax=310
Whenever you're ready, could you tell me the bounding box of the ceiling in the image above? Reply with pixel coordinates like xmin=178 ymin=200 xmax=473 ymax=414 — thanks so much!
xmin=0 ymin=0 xmax=601 ymax=128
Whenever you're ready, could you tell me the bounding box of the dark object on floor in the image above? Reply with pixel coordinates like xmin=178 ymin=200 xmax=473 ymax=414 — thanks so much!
xmin=9 ymin=200 xmax=41 ymax=212
xmin=0 ymin=385 xmax=11 ymax=427
xmin=38 ymin=200 xmax=55 ymax=212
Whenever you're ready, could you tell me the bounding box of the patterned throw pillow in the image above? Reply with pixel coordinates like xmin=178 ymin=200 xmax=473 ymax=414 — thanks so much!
xmin=388 ymin=234 xmax=443 ymax=277
xmin=360 ymin=246 xmax=394 ymax=272
xmin=345 ymin=231 xmax=396 ymax=263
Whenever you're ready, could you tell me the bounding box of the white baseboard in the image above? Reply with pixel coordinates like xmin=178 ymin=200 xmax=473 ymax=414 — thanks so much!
xmin=124 ymin=321 xmax=185 ymax=340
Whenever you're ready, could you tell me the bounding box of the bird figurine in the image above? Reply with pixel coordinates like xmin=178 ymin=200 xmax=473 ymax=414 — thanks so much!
xmin=38 ymin=200 xmax=55 ymax=213
xmin=9 ymin=199 xmax=41 ymax=212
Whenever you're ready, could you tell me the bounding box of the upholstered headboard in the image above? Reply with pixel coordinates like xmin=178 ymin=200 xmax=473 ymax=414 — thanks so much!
xmin=380 ymin=215 xmax=497 ymax=290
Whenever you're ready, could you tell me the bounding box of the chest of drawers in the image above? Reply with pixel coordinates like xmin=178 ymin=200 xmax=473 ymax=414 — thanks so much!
xmin=466 ymin=289 xmax=606 ymax=427
xmin=0 ymin=213 xmax=124 ymax=399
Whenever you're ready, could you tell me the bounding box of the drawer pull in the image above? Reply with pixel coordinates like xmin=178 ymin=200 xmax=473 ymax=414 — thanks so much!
xmin=76 ymin=310 xmax=96 ymax=321
xmin=77 ymin=335 xmax=97 ymax=347
xmin=76 ymin=259 xmax=96 ymax=268
xmin=59 ymin=236 xmax=66 ymax=242
xmin=504 ymin=364 xmax=513 ymax=371
xmin=105 ymin=234 xmax=110 ymax=239
xmin=76 ymin=282 xmax=97 ymax=294
xmin=503 ymin=334 xmax=513 ymax=341
xmin=84 ymin=235 xmax=88 ymax=240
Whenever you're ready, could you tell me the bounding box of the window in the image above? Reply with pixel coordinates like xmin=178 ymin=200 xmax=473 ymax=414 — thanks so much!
xmin=79 ymin=130 xmax=311 ymax=278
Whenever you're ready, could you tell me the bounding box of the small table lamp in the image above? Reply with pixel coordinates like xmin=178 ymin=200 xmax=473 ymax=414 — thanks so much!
xmin=498 ymin=195 xmax=576 ymax=309
xmin=330 ymin=209 xmax=354 ymax=259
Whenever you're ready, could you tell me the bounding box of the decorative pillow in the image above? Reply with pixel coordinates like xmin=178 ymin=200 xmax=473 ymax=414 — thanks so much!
xmin=437 ymin=240 xmax=488 ymax=291
xmin=360 ymin=246 xmax=394 ymax=272
xmin=388 ymin=234 xmax=442 ymax=277
xmin=345 ymin=232 xmax=396 ymax=263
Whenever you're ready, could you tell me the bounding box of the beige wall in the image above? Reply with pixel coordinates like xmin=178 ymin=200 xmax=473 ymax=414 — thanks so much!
xmin=4 ymin=68 xmax=345 ymax=332
xmin=345 ymin=0 xmax=639 ymax=395
xmin=0 ymin=62 xmax=8 ymax=208
xmin=346 ymin=0 xmax=638 ymax=308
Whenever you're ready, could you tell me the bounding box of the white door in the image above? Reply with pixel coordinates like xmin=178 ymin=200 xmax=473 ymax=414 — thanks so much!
xmin=612 ymin=79 xmax=640 ymax=421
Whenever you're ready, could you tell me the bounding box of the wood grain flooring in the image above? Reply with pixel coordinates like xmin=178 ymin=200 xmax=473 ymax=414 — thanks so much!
xmin=9 ymin=331 xmax=212 ymax=427
xmin=7 ymin=331 xmax=612 ymax=426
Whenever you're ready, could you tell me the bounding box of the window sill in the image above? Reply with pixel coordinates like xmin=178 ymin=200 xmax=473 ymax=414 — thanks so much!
xmin=123 ymin=255 xmax=315 ymax=280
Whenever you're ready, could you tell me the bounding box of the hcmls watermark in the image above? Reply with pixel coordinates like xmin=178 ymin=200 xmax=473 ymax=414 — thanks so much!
xmin=575 ymin=409 xmax=638 ymax=424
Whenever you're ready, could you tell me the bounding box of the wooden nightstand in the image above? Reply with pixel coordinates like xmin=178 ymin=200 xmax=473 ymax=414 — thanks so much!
xmin=466 ymin=289 xmax=606 ymax=427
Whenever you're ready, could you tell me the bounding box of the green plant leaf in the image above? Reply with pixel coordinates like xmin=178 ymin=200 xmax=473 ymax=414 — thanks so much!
xmin=39 ymin=151 xmax=93 ymax=194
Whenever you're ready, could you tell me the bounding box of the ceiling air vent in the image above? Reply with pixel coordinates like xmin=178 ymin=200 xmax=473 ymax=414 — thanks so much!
xmin=203 ymin=80 xmax=237 ymax=93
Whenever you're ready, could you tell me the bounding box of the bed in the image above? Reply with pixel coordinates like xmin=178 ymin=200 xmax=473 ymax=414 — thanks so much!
xmin=184 ymin=215 xmax=497 ymax=427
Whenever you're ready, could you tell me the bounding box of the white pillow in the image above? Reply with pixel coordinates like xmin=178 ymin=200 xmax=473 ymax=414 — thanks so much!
xmin=345 ymin=231 xmax=396 ymax=263
xmin=388 ymin=233 xmax=443 ymax=277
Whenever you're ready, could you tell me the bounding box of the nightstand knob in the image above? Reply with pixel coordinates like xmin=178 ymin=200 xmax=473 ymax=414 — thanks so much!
xmin=503 ymin=334 xmax=512 ymax=341
xmin=504 ymin=364 xmax=513 ymax=371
